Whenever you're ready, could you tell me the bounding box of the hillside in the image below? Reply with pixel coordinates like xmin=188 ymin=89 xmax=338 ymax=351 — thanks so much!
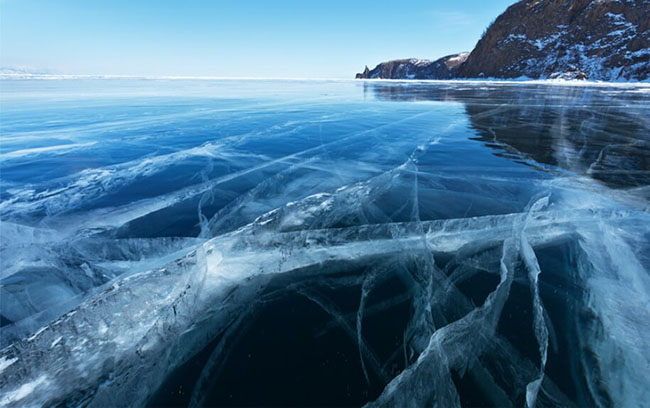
xmin=356 ymin=0 xmax=650 ymax=81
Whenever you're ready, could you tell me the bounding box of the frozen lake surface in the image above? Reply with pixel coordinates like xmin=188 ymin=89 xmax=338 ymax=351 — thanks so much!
xmin=1 ymin=79 xmax=649 ymax=407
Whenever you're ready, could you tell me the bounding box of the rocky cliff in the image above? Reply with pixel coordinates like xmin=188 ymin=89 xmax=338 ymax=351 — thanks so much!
xmin=356 ymin=0 xmax=650 ymax=81
xmin=355 ymin=53 xmax=469 ymax=79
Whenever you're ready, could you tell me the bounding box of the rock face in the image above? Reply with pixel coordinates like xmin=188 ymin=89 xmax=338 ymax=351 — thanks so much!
xmin=356 ymin=0 xmax=650 ymax=81
xmin=459 ymin=0 xmax=650 ymax=80
xmin=355 ymin=53 xmax=469 ymax=80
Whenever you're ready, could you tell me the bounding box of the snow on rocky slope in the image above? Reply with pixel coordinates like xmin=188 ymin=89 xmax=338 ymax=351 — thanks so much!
xmin=357 ymin=0 xmax=650 ymax=81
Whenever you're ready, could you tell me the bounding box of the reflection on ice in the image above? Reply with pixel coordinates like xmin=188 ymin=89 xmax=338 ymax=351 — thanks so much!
xmin=0 ymin=80 xmax=649 ymax=407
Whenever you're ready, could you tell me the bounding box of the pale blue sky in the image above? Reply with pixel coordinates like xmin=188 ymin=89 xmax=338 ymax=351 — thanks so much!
xmin=0 ymin=0 xmax=516 ymax=78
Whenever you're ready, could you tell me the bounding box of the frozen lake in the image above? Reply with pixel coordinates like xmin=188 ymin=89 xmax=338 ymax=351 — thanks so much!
xmin=1 ymin=79 xmax=649 ymax=407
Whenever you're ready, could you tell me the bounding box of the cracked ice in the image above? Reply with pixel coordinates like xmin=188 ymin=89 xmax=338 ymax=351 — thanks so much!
xmin=1 ymin=79 xmax=649 ymax=407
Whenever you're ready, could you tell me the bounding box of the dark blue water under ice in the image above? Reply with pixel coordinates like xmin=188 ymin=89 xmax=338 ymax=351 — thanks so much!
xmin=0 ymin=79 xmax=649 ymax=407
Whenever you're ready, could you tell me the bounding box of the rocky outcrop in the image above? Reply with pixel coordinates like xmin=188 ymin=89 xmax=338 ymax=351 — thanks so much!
xmin=355 ymin=53 xmax=469 ymax=80
xmin=458 ymin=0 xmax=650 ymax=81
xmin=356 ymin=0 xmax=650 ymax=81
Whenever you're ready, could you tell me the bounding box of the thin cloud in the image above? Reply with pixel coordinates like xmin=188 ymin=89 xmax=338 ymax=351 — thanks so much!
xmin=430 ymin=11 xmax=475 ymax=29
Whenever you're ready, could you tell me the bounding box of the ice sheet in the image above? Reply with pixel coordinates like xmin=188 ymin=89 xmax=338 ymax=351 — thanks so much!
xmin=0 ymin=79 xmax=649 ymax=407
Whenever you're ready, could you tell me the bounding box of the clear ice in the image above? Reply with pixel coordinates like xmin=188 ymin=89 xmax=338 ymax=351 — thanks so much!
xmin=0 ymin=80 xmax=649 ymax=407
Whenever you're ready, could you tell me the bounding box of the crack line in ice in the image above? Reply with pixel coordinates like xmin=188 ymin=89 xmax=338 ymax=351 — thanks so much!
xmin=365 ymin=194 xmax=554 ymax=407
xmin=357 ymin=271 xmax=376 ymax=385
xmin=298 ymin=287 xmax=391 ymax=384
xmin=521 ymin=195 xmax=551 ymax=408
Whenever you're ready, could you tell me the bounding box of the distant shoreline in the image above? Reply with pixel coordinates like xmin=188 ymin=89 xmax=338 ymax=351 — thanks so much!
xmin=2 ymin=73 xmax=650 ymax=87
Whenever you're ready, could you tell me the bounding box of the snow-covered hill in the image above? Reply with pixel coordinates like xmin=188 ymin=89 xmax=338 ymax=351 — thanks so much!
xmin=357 ymin=0 xmax=650 ymax=81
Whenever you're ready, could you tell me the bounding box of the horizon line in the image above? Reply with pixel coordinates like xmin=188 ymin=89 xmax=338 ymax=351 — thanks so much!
xmin=1 ymin=73 xmax=649 ymax=87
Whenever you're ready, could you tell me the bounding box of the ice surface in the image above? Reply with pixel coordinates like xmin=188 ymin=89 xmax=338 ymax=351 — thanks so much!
xmin=0 ymin=79 xmax=649 ymax=407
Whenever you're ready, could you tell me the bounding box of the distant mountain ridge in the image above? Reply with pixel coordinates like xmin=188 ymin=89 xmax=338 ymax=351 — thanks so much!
xmin=356 ymin=0 xmax=650 ymax=81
